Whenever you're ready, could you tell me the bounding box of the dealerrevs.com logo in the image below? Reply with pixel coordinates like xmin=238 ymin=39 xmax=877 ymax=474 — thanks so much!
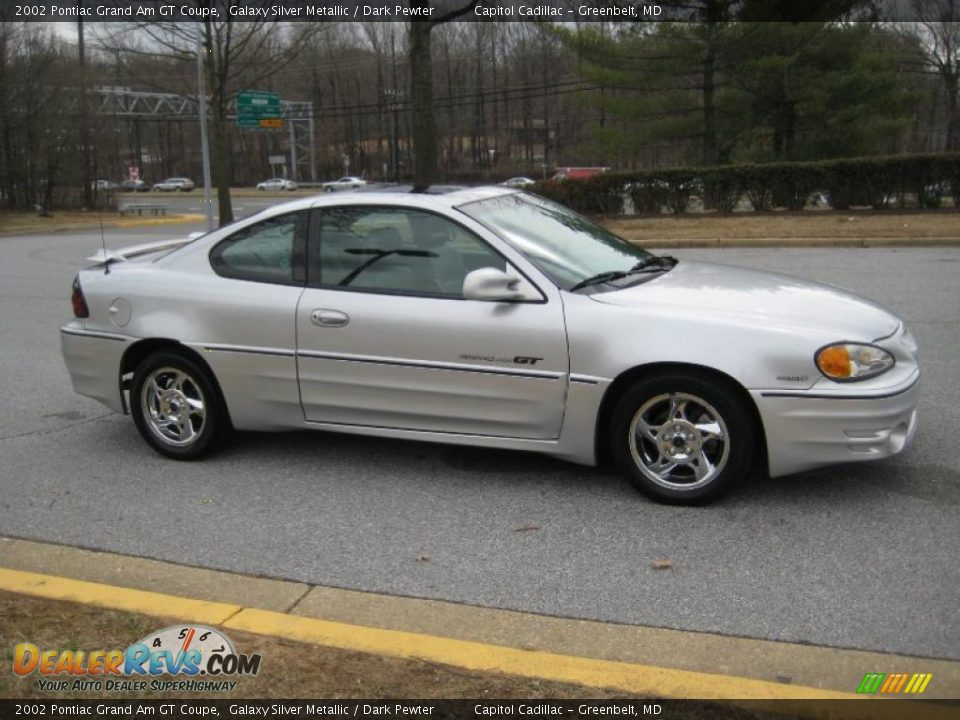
xmin=13 ymin=625 xmax=261 ymax=693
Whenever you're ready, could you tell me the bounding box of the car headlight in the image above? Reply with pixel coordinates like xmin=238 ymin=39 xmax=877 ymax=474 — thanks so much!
xmin=815 ymin=342 xmax=895 ymax=382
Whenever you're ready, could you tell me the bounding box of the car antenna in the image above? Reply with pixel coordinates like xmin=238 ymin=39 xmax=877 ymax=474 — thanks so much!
xmin=99 ymin=206 xmax=110 ymax=274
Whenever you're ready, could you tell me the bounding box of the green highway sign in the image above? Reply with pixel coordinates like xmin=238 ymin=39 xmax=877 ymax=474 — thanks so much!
xmin=235 ymin=90 xmax=282 ymax=129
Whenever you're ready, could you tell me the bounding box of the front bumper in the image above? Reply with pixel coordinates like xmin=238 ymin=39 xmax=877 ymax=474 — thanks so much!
xmin=60 ymin=323 xmax=129 ymax=414
xmin=752 ymin=372 xmax=920 ymax=478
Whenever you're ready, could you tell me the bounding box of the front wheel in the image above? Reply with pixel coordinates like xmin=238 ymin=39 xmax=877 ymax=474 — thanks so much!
xmin=130 ymin=352 xmax=229 ymax=460
xmin=610 ymin=372 xmax=756 ymax=504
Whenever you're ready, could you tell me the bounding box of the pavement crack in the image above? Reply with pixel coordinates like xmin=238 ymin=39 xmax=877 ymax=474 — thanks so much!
xmin=219 ymin=606 xmax=245 ymax=626
xmin=283 ymin=585 xmax=314 ymax=615
xmin=0 ymin=412 xmax=114 ymax=441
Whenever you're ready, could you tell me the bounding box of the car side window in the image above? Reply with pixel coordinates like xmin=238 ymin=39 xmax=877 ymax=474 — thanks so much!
xmin=210 ymin=212 xmax=306 ymax=285
xmin=315 ymin=206 xmax=505 ymax=298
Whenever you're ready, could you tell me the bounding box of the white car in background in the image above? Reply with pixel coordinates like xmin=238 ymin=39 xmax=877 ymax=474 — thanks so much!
xmin=502 ymin=177 xmax=536 ymax=189
xmin=321 ymin=176 xmax=368 ymax=192
xmin=257 ymin=178 xmax=298 ymax=192
xmin=60 ymin=187 xmax=919 ymax=505
xmin=152 ymin=177 xmax=195 ymax=192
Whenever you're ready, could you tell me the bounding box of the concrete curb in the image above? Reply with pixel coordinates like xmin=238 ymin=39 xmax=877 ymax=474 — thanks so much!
xmin=0 ymin=566 xmax=861 ymax=709
xmin=2 ymin=537 xmax=959 ymax=709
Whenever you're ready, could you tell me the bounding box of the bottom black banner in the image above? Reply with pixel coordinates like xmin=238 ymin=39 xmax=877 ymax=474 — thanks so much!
xmin=1 ymin=699 xmax=956 ymax=720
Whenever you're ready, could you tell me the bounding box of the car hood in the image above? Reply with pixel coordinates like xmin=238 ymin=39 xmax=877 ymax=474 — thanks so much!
xmin=590 ymin=260 xmax=900 ymax=340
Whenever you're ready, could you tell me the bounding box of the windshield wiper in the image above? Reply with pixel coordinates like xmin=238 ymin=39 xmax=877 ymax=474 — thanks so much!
xmin=569 ymin=271 xmax=628 ymax=292
xmin=569 ymin=256 xmax=678 ymax=293
xmin=629 ymin=255 xmax=678 ymax=273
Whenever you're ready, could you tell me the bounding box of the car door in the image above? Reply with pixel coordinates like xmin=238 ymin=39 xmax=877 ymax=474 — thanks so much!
xmin=199 ymin=210 xmax=309 ymax=429
xmin=296 ymin=204 xmax=569 ymax=439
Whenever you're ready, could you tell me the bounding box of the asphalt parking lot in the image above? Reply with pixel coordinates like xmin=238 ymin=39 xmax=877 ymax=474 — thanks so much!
xmin=1 ymin=223 xmax=957 ymax=663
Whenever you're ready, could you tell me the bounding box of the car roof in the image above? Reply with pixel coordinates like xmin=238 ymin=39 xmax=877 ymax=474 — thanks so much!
xmin=253 ymin=185 xmax=518 ymax=218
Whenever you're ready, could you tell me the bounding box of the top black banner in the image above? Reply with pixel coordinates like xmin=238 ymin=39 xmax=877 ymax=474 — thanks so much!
xmin=0 ymin=0 xmax=926 ymax=23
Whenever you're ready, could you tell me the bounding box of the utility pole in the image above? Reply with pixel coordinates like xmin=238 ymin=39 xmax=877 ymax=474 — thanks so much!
xmin=288 ymin=120 xmax=298 ymax=182
xmin=196 ymin=23 xmax=214 ymax=232
xmin=77 ymin=12 xmax=93 ymax=209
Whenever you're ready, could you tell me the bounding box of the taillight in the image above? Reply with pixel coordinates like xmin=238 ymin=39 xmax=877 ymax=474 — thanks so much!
xmin=71 ymin=276 xmax=89 ymax=318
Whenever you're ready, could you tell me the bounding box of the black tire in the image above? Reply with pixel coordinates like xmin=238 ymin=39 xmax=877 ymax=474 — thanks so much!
xmin=609 ymin=371 xmax=757 ymax=505
xmin=130 ymin=351 xmax=230 ymax=460
xmin=324 ymin=186 xmax=333 ymax=193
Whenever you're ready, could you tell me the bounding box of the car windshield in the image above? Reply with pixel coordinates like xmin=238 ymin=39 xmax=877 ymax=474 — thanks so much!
xmin=458 ymin=192 xmax=654 ymax=290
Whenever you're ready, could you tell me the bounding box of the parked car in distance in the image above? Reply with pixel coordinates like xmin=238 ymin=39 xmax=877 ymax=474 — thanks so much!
xmin=91 ymin=179 xmax=118 ymax=191
xmin=321 ymin=176 xmax=368 ymax=192
xmin=120 ymin=179 xmax=149 ymax=193
xmin=257 ymin=178 xmax=298 ymax=192
xmin=551 ymin=166 xmax=610 ymax=181
xmin=153 ymin=177 xmax=195 ymax=192
xmin=61 ymin=187 xmax=919 ymax=505
xmin=502 ymin=177 xmax=536 ymax=189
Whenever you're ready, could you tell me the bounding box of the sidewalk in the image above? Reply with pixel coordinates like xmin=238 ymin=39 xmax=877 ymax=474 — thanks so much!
xmin=2 ymin=537 xmax=958 ymax=714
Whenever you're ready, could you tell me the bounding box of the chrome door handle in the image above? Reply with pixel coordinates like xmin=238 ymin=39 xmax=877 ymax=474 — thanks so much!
xmin=310 ymin=309 xmax=350 ymax=328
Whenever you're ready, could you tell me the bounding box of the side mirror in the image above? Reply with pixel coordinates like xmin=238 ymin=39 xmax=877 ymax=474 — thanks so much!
xmin=463 ymin=267 xmax=534 ymax=302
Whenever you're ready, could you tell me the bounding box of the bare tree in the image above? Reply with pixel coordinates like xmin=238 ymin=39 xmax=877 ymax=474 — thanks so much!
xmin=407 ymin=0 xmax=481 ymax=191
xmin=910 ymin=0 xmax=960 ymax=150
xmin=99 ymin=12 xmax=325 ymax=225
xmin=0 ymin=23 xmax=75 ymax=211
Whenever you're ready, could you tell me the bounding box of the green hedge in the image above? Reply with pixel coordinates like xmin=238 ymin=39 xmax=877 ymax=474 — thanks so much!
xmin=531 ymin=153 xmax=960 ymax=214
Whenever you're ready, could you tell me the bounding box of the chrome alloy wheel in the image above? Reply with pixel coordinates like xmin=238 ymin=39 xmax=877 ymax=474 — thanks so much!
xmin=628 ymin=392 xmax=730 ymax=491
xmin=141 ymin=367 xmax=207 ymax=447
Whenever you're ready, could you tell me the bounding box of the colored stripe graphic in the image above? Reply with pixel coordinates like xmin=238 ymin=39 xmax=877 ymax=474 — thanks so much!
xmin=905 ymin=673 xmax=934 ymax=694
xmin=858 ymin=672 xmax=933 ymax=694
xmin=857 ymin=673 xmax=885 ymax=693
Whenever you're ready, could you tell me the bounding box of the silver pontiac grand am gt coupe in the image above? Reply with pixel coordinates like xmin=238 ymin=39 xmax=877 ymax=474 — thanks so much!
xmin=61 ymin=188 xmax=919 ymax=504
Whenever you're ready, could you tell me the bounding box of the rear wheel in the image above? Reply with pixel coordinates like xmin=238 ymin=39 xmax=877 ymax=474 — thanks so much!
xmin=130 ymin=352 xmax=229 ymax=460
xmin=610 ymin=372 xmax=756 ymax=504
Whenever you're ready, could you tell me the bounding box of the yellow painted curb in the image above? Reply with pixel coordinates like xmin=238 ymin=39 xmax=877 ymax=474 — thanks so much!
xmin=225 ymin=607 xmax=852 ymax=701
xmin=1 ymin=567 xmax=955 ymax=719
xmin=0 ymin=567 xmax=239 ymax=626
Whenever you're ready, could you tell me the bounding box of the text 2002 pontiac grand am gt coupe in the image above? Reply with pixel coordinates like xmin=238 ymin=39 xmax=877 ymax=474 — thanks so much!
xmin=62 ymin=188 xmax=919 ymax=504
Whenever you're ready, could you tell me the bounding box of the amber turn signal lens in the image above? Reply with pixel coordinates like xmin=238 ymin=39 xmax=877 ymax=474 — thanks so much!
xmin=815 ymin=343 xmax=895 ymax=381
xmin=817 ymin=345 xmax=851 ymax=378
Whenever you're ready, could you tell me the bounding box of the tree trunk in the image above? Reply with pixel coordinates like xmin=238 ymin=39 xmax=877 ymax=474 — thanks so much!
xmin=701 ymin=25 xmax=717 ymax=167
xmin=409 ymin=20 xmax=436 ymax=191
xmin=946 ymin=71 xmax=959 ymax=152
xmin=211 ymin=104 xmax=233 ymax=225
xmin=204 ymin=36 xmax=233 ymax=226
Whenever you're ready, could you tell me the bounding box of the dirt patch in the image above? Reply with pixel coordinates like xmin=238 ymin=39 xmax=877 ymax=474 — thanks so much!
xmin=0 ymin=590 xmax=772 ymax=720
xmin=0 ymin=211 xmax=199 ymax=236
xmin=601 ymin=209 xmax=960 ymax=243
